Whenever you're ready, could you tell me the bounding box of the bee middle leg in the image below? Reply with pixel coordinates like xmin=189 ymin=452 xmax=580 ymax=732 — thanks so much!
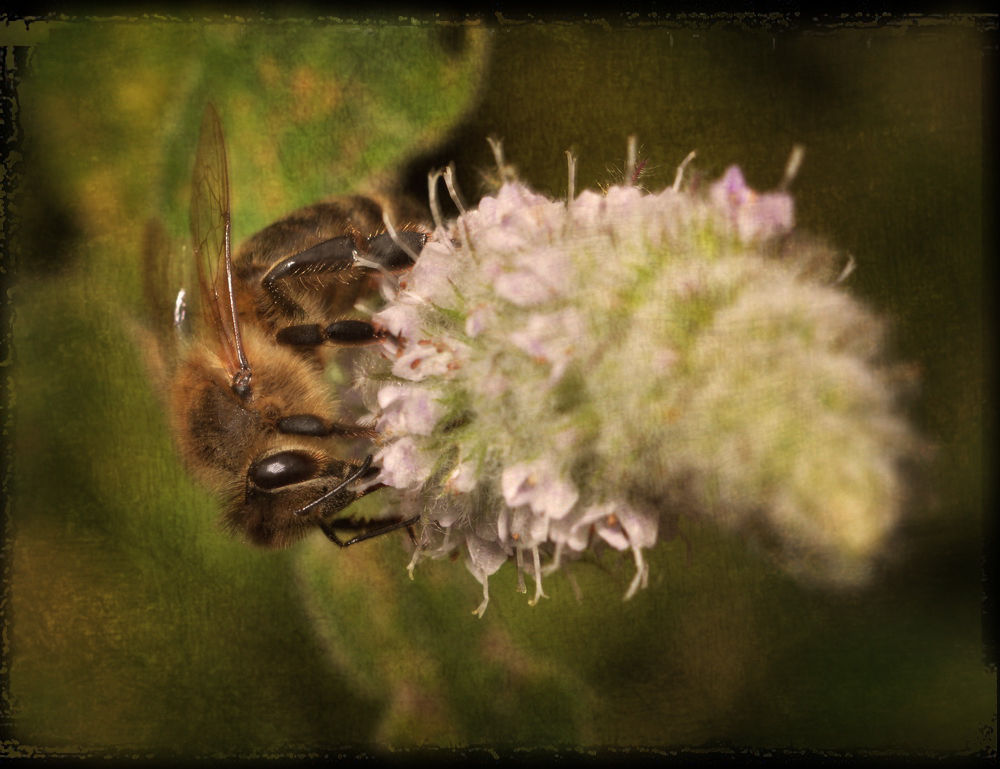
xmin=276 ymin=320 xmax=383 ymax=348
xmin=275 ymin=414 xmax=376 ymax=439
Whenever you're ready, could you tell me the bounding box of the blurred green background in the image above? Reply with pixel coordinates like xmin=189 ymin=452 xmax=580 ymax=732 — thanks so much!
xmin=4 ymin=15 xmax=993 ymax=755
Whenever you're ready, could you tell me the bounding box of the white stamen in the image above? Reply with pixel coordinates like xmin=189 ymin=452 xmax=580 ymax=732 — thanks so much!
xmin=625 ymin=135 xmax=638 ymax=186
xmin=781 ymin=144 xmax=805 ymax=190
xmin=565 ymin=150 xmax=577 ymax=206
xmin=835 ymin=254 xmax=856 ymax=284
xmin=528 ymin=546 xmax=547 ymax=606
xmin=672 ymin=150 xmax=697 ymax=192
xmin=565 ymin=566 xmax=584 ymax=603
xmin=428 ymin=168 xmax=446 ymax=231
xmin=515 ymin=545 xmax=527 ymax=593
xmin=406 ymin=547 xmax=421 ymax=580
xmin=624 ymin=542 xmax=649 ymax=600
xmin=443 ymin=164 xmax=467 ymax=215
xmin=473 ymin=570 xmax=490 ymax=618
xmin=543 ymin=540 xmax=565 ymax=576
xmin=353 ymin=254 xmax=398 ymax=287
xmin=486 ymin=136 xmax=514 ymax=183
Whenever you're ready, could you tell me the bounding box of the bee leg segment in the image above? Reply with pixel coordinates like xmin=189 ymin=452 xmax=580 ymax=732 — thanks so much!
xmin=319 ymin=515 xmax=422 ymax=548
xmin=276 ymin=320 xmax=383 ymax=347
xmin=262 ymin=235 xmax=358 ymax=316
xmin=361 ymin=231 xmax=426 ymax=273
xmin=262 ymin=231 xmax=425 ymax=318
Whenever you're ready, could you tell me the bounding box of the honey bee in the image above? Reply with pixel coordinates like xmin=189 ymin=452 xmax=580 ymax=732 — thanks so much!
xmin=147 ymin=104 xmax=427 ymax=549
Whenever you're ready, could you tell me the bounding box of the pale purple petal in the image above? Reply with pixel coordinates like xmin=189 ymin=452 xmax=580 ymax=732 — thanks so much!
xmin=465 ymin=304 xmax=496 ymax=337
xmin=470 ymin=370 xmax=510 ymax=399
xmin=736 ymin=192 xmax=795 ymax=243
xmin=372 ymin=303 xmax=422 ymax=342
xmin=433 ymin=507 xmax=465 ymax=529
xmin=710 ymin=165 xmax=751 ymax=213
xmin=470 ymin=220 xmax=531 ymax=255
xmin=497 ymin=268 xmax=555 ymax=305
xmin=375 ymin=384 xmax=410 ymax=434
xmin=391 ymin=348 xmax=444 ymax=381
xmin=501 ymin=462 xmax=537 ymax=508
xmin=501 ymin=459 xmax=579 ymax=520
xmin=445 ymin=460 xmax=479 ymax=493
xmin=376 ymin=385 xmax=442 ymax=436
xmin=472 ymin=192 xmax=501 ymax=224
xmin=507 ymin=200 xmax=567 ymax=245
xmin=495 ymin=182 xmax=551 ymax=216
xmin=408 ymin=241 xmax=459 ymax=304
xmin=391 ymin=341 xmax=465 ymax=382
xmin=461 ymin=183 xmax=552 ymax=254
xmin=708 ymin=166 xmax=794 ymax=243
xmin=464 ymin=532 xmax=510 ymax=579
xmin=593 ymin=503 xmax=656 ymax=551
xmin=510 ymin=505 xmax=550 ymax=546
xmin=375 ymin=437 xmax=433 ymax=489
xmin=531 ymin=476 xmax=579 ymax=519
xmin=511 ymin=247 xmax=572 ymax=298
xmin=603 ymin=184 xmax=645 ymax=220
xmin=550 ymin=502 xmax=616 ymax=551
xmin=617 ymin=506 xmax=660 ymax=549
xmin=495 ymin=504 xmax=512 ymax=543
xmin=595 ymin=517 xmax=630 ymax=551
xmin=376 ymin=384 xmax=409 ymax=411
xmin=570 ymin=189 xmax=605 ymax=221
xmin=399 ymin=388 xmax=442 ymax=435
xmin=508 ymin=309 xmax=584 ymax=382
xmin=508 ymin=315 xmax=551 ymax=360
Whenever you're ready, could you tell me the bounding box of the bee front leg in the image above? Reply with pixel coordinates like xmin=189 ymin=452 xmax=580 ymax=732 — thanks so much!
xmin=319 ymin=515 xmax=421 ymax=548
xmin=261 ymin=235 xmax=358 ymax=317
xmin=262 ymin=230 xmax=426 ymax=318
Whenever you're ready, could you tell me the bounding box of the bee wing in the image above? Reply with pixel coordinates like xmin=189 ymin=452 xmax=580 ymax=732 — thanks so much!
xmin=190 ymin=103 xmax=251 ymax=389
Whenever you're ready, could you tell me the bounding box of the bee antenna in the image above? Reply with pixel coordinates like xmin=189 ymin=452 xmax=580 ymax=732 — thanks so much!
xmin=292 ymin=455 xmax=374 ymax=517
xmin=671 ymin=150 xmax=697 ymax=192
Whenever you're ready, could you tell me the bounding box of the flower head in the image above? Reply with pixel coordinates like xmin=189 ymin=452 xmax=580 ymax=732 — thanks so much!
xmin=360 ymin=145 xmax=921 ymax=614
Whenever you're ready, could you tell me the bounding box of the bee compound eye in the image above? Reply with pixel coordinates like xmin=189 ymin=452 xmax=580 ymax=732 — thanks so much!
xmin=249 ymin=451 xmax=319 ymax=491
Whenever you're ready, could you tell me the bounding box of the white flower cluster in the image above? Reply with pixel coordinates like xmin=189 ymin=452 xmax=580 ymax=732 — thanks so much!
xmin=363 ymin=149 xmax=919 ymax=616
